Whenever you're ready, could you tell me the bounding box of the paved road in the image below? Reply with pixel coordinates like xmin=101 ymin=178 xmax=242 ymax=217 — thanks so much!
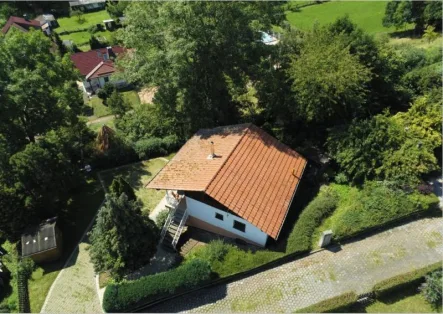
xmin=148 ymin=217 xmax=443 ymax=313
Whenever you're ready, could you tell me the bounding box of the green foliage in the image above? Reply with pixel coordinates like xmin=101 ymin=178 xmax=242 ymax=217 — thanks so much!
xmin=373 ymin=262 xmax=442 ymax=298
xmin=155 ymin=209 xmax=169 ymax=228
xmin=383 ymin=1 xmax=441 ymax=32
xmin=328 ymin=95 xmax=441 ymax=186
xmin=134 ymin=135 xmax=180 ymax=160
xmin=109 ymin=176 xmax=136 ymax=201
xmin=286 ymin=186 xmax=339 ymax=253
xmin=295 ymin=292 xmax=358 ymax=313
xmin=106 ymin=1 xmax=129 ymax=18
xmin=423 ymin=26 xmax=440 ymax=43
xmin=119 ymin=1 xmax=284 ymax=137
xmin=107 ymin=90 xmax=130 ymax=116
xmin=89 ymin=34 xmax=103 ymax=49
xmin=320 ymin=183 xmax=439 ymax=240
xmin=420 ymin=270 xmax=442 ymax=306
xmin=103 ymin=259 xmax=211 ymax=312
xmin=287 ymin=25 xmax=371 ymax=123
xmin=88 ymin=193 xmax=159 ymax=280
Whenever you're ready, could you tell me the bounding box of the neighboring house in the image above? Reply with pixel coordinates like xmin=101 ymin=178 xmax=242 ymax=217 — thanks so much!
xmin=1 ymin=15 xmax=44 ymax=35
xmin=147 ymin=123 xmax=307 ymax=248
xmin=21 ymin=219 xmax=63 ymax=263
xmin=69 ymin=0 xmax=106 ymax=11
xmin=261 ymin=31 xmax=279 ymax=46
xmin=70 ymin=46 xmax=126 ymax=94
xmin=35 ymin=14 xmax=58 ymax=29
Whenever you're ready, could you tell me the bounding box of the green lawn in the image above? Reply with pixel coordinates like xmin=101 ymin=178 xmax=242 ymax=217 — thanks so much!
xmin=88 ymin=118 xmax=116 ymax=132
xmin=0 ymin=176 xmax=104 ymax=313
xmin=286 ymin=1 xmax=412 ymax=34
xmin=99 ymin=158 xmax=170 ymax=214
xmin=87 ymin=96 xmax=112 ymax=120
xmin=59 ymin=30 xmax=113 ymax=48
xmin=123 ymin=91 xmax=141 ymax=108
xmin=57 ymin=10 xmax=111 ymax=32
xmin=364 ymin=286 xmax=441 ymax=313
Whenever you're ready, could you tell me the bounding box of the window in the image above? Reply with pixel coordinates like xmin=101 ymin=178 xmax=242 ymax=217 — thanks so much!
xmin=103 ymin=53 xmax=109 ymax=60
xmin=215 ymin=213 xmax=224 ymax=221
xmin=233 ymin=220 xmax=246 ymax=232
xmin=104 ymin=76 xmax=109 ymax=82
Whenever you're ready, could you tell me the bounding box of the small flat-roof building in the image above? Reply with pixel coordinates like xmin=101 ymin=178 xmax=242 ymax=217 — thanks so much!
xmin=21 ymin=219 xmax=62 ymax=263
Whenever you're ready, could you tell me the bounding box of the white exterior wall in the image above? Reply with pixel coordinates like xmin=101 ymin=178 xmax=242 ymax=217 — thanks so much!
xmin=185 ymin=196 xmax=268 ymax=247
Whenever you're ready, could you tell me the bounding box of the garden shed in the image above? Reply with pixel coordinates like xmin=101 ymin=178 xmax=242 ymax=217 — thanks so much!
xmin=21 ymin=219 xmax=63 ymax=263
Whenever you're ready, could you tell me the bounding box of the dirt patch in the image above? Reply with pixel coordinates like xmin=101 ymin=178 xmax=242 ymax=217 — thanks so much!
xmin=138 ymin=87 xmax=158 ymax=104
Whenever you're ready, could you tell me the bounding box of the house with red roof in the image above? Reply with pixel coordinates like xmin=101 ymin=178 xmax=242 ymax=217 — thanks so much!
xmin=1 ymin=15 xmax=47 ymax=35
xmin=147 ymin=123 xmax=307 ymax=249
xmin=70 ymin=46 xmax=125 ymax=94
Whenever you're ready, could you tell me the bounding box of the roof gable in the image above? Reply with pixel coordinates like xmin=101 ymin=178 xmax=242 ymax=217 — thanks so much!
xmin=70 ymin=46 xmax=124 ymax=76
xmin=1 ymin=16 xmax=41 ymax=34
xmin=147 ymin=124 xmax=307 ymax=239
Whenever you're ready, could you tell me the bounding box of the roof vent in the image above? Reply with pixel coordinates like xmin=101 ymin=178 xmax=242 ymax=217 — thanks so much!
xmin=207 ymin=141 xmax=215 ymax=159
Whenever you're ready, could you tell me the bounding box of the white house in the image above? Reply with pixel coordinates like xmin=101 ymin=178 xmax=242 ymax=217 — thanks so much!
xmin=147 ymin=123 xmax=307 ymax=249
xmin=70 ymin=46 xmax=126 ymax=95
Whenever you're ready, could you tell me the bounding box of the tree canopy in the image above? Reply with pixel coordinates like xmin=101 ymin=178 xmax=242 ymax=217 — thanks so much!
xmin=88 ymin=193 xmax=159 ymax=279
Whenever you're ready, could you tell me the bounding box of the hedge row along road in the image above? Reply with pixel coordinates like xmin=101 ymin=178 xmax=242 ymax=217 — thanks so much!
xmin=147 ymin=217 xmax=443 ymax=313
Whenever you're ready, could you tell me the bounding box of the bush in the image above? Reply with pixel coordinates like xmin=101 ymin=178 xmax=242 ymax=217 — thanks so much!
xmin=420 ymin=270 xmax=442 ymax=306
xmin=187 ymin=241 xmax=283 ymax=278
xmin=286 ymin=186 xmax=339 ymax=254
xmin=373 ymin=262 xmax=442 ymax=298
xmin=88 ymin=25 xmax=99 ymax=34
xmin=97 ymin=83 xmax=116 ymax=104
xmin=295 ymin=292 xmax=358 ymax=313
xmin=155 ymin=209 xmax=169 ymax=228
xmin=332 ymin=182 xmax=439 ymax=240
xmin=134 ymin=135 xmax=180 ymax=160
xmin=103 ymin=259 xmax=211 ymax=312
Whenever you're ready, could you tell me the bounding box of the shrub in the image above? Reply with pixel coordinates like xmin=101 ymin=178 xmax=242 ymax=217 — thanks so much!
xmin=373 ymin=262 xmax=442 ymax=298
xmin=155 ymin=209 xmax=169 ymax=228
xmin=417 ymin=183 xmax=433 ymax=195
xmin=420 ymin=270 xmax=442 ymax=306
xmin=88 ymin=25 xmax=99 ymax=34
xmin=331 ymin=182 xmax=439 ymax=240
xmin=97 ymin=83 xmax=116 ymax=104
xmin=295 ymin=292 xmax=358 ymax=313
xmin=134 ymin=135 xmax=180 ymax=160
xmin=334 ymin=172 xmax=348 ymax=184
xmin=286 ymin=186 xmax=339 ymax=254
xmin=187 ymin=241 xmax=283 ymax=278
xmin=103 ymin=259 xmax=211 ymax=312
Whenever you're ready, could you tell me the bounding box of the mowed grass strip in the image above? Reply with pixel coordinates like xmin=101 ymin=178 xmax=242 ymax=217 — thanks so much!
xmin=286 ymin=1 xmax=412 ymax=34
xmin=57 ymin=10 xmax=111 ymax=32
xmin=99 ymin=158 xmax=169 ymax=214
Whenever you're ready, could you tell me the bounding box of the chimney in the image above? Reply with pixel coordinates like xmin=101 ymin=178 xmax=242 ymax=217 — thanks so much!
xmin=207 ymin=141 xmax=215 ymax=159
xmin=23 ymin=14 xmax=29 ymax=21
xmin=106 ymin=46 xmax=113 ymax=57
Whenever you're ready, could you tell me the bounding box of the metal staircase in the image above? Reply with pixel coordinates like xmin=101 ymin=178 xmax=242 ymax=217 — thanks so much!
xmin=160 ymin=192 xmax=188 ymax=250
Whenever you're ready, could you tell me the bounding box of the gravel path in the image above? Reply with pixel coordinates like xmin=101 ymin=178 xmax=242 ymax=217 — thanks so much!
xmin=148 ymin=217 xmax=443 ymax=313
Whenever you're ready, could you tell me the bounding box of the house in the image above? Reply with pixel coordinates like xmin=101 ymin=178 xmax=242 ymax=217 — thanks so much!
xmin=70 ymin=46 xmax=126 ymax=94
xmin=69 ymin=0 xmax=106 ymax=12
xmin=21 ymin=219 xmax=63 ymax=263
xmin=147 ymin=123 xmax=307 ymax=248
xmin=1 ymin=15 xmax=42 ymax=35
xmin=261 ymin=31 xmax=279 ymax=46
xmin=35 ymin=14 xmax=58 ymax=28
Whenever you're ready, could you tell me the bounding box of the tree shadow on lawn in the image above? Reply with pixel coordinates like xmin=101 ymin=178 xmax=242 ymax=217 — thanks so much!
xmin=100 ymin=162 xmax=152 ymax=191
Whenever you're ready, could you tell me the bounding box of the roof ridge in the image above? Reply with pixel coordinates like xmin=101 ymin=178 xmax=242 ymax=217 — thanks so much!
xmin=85 ymin=61 xmax=104 ymax=79
xmin=204 ymin=123 xmax=253 ymax=191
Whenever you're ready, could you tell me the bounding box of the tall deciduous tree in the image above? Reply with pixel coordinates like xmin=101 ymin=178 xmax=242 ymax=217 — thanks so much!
xmin=118 ymin=1 xmax=284 ymax=137
xmin=0 ymin=30 xmax=83 ymax=145
xmin=88 ymin=193 xmax=159 ymax=279
xmin=287 ymin=26 xmax=371 ymax=123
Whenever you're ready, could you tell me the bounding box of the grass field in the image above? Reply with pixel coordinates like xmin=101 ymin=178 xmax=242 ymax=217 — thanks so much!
xmin=57 ymin=10 xmax=111 ymax=32
xmin=59 ymin=30 xmax=113 ymax=48
xmin=286 ymin=1 xmax=412 ymax=34
xmin=99 ymin=158 xmax=170 ymax=214
xmin=0 ymin=177 xmax=104 ymax=313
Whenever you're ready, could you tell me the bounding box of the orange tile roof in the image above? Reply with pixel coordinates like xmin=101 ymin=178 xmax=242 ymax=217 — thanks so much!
xmin=147 ymin=123 xmax=307 ymax=239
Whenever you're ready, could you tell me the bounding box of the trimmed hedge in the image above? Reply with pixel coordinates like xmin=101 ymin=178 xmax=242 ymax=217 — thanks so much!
xmin=286 ymin=186 xmax=339 ymax=254
xmin=103 ymin=259 xmax=211 ymax=312
xmin=295 ymin=292 xmax=358 ymax=313
xmin=373 ymin=261 xmax=442 ymax=298
xmin=134 ymin=135 xmax=180 ymax=160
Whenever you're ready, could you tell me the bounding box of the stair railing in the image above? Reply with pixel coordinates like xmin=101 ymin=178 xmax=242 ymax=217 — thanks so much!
xmin=160 ymin=207 xmax=176 ymax=243
xmin=171 ymin=210 xmax=189 ymax=249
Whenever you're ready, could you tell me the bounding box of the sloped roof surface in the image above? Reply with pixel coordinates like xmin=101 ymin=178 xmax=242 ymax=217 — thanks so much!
xmin=70 ymin=46 xmax=124 ymax=76
xmin=147 ymin=123 xmax=307 ymax=239
xmin=21 ymin=222 xmax=58 ymax=256
xmin=1 ymin=16 xmax=41 ymax=34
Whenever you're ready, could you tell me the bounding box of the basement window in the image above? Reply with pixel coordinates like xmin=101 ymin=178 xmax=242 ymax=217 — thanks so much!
xmin=233 ymin=220 xmax=246 ymax=232
xmin=215 ymin=213 xmax=224 ymax=221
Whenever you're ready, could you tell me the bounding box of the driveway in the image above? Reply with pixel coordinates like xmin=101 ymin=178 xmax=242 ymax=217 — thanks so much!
xmin=147 ymin=217 xmax=443 ymax=313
